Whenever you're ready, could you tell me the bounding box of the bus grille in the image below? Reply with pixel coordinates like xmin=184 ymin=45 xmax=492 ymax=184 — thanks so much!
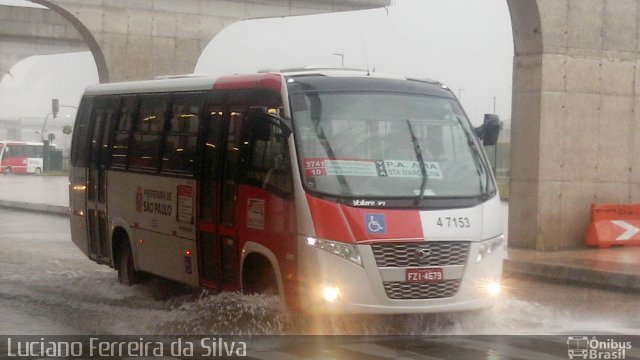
xmin=371 ymin=242 xmax=470 ymax=267
xmin=383 ymin=280 xmax=461 ymax=299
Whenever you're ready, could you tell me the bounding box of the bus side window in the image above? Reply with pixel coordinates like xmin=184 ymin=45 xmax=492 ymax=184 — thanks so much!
xmin=111 ymin=96 xmax=137 ymax=169
xmin=161 ymin=93 xmax=203 ymax=175
xmin=199 ymin=106 xmax=225 ymax=222
xmin=129 ymin=94 xmax=169 ymax=172
xmin=10 ymin=144 xmax=25 ymax=158
xmin=241 ymin=119 xmax=292 ymax=196
xmin=71 ymin=97 xmax=94 ymax=167
xmin=98 ymin=96 xmax=119 ymax=168
xmin=24 ymin=145 xmax=37 ymax=158
xmin=220 ymin=108 xmax=244 ymax=227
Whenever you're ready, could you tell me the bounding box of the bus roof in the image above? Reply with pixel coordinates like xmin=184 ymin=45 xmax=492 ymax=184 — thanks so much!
xmin=82 ymin=68 xmax=449 ymax=97
xmin=83 ymin=75 xmax=221 ymax=96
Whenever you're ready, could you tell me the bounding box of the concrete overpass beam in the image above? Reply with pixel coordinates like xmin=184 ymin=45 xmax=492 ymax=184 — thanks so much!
xmin=27 ymin=0 xmax=388 ymax=82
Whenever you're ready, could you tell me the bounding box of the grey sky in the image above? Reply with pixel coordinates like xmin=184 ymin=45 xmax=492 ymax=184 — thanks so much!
xmin=0 ymin=0 xmax=513 ymax=126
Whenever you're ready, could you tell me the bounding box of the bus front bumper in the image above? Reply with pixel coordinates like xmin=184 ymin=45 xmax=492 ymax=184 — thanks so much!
xmin=297 ymin=236 xmax=504 ymax=314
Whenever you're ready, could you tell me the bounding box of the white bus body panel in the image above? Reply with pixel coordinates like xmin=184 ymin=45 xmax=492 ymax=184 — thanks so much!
xmin=107 ymin=171 xmax=199 ymax=286
xmin=26 ymin=158 xmax=43 ymax=174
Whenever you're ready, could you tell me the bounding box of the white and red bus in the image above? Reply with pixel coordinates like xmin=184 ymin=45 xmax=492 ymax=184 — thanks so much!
xmin=0 ymin=141 xmax=45 ymax=175
xmin=69 ymin=69 xmax=504 ymax=313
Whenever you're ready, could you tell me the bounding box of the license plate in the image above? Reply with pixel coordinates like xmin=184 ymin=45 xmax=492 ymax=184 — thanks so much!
xmin=406 ymin=268 xmax=444 ymax=283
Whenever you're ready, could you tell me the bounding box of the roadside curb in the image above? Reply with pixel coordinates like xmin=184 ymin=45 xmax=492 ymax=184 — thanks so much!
xmin=0 ymin=200 xmax=68 ymax=216
xmin=504 ymin=258 xmax=640 ymax=292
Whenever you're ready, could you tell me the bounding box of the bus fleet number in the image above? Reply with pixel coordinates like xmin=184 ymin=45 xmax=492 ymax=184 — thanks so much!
xmin=436 ymin=217 xmax=471 ymax=228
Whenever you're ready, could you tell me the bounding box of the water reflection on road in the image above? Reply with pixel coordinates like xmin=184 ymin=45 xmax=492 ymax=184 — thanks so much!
xmin=1 ymin=208 xmax=638 ymax=337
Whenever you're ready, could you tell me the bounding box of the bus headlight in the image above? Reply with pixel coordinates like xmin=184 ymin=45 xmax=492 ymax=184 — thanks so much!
xmin=480 ymin=280 xmax=502 ymax=296
xmin=476 ymin=235 xmax=504 ymax=263
xmin=321 ymin=286 xmax=341 ymax=302
xmin=306 ymin=237 xmax=362 ymax=267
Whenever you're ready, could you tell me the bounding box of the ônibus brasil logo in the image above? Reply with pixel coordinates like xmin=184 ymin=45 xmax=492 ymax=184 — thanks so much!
xmin=567 ymin=336 xmax=632 ymax=359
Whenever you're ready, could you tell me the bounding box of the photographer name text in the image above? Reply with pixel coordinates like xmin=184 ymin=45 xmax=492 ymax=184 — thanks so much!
xmin=7 ymin=337 xmax=246 ymax=358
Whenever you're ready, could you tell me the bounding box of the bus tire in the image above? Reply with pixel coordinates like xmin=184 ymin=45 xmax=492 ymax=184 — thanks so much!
xmin=242 ymin=254 xmax=278 ymax=296
xmin=3 ymin=167 xmax=12 ymax=175
xmin=34 ymin=168 xmax=42 ymax=175
xmin=117 ymin=242 xmax=141 ymax=286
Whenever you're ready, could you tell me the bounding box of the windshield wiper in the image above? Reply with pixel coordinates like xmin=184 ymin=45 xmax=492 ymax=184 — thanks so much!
xmin=307 ymin=92 xmax=352 ymax=196
xmin=455 ymin=116 xmax=488 ymax=198
xmin=316 ymin=127 xmax=352 ymax=196
xmin=406 ymin=119 xmax=428 ymax=204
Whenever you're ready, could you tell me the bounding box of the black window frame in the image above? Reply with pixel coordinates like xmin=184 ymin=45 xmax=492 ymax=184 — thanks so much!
xmin=128 ymin=94 xmax=170 ymax=173
xmin=89 ymin=95 xmax=120 ymax=170
xmin=70 ymin=96 xmax=95 ymax=167
xmin=160 ymin=91 xmax=205 ymax=177
xmin=238 ymin=118 xmax=293 ymax=198
xmin=110 ymin=95 xmax=138 ymax=170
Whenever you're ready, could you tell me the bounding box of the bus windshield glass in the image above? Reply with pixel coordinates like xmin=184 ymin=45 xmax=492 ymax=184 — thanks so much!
xmin=292 ymin=91 xmax=491 ymax=199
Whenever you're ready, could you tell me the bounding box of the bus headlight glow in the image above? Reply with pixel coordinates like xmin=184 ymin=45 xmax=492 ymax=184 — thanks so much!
xmin=306 ymin=237 xmax=362 ymax=266
xmin=482 ymin=281 xmax=502 ymax=296
xmin=476 ymin=235 xmax=504 ymax=263
xmin=321 ymin=286 xmax=340 ymax=302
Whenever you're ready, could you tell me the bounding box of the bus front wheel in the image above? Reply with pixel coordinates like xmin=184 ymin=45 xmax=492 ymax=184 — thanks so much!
xmin=3 ymin=167 xmax=12 ymax=175
xmin=117 ymin=242 xmax=141 ymax=286
xmin=242 ymin=254 xmax=278 ymax=296
xmin=34 ymin=168 xmax=42 ymax=175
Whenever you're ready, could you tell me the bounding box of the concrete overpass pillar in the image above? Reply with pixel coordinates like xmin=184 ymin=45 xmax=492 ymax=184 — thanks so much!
xmin=508 ymin=0 xmax=640 ymax=250
xmin=29 ymin=0 xmax=388 ymax=82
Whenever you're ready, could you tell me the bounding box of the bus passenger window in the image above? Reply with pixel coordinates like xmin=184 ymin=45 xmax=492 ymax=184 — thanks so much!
xmin=111 ymin=96 xmax=137 ymax=169
xmin=161 ymin=94 xmax=203 ymax=175
xmin=242 ymin=122 xmax=292 ymax=196
xmin=199 ymin=108 xmax=224 ymax=222
xmin=8 ymin=144 xmax=24 ymax=158
xmin=220 ymin=109 xmax=244 ymax=227
xmin=129 ymin=95 xmax=168 ymax=171
xmin=71 ymin=97 xmax=94 ymax=166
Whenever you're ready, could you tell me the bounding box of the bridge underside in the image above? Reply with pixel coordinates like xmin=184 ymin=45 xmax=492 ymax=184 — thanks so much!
xmin=27 ymin=0 xmax=390 ymax=82
xmin=0 ymin=5 xmax=87 ymax=81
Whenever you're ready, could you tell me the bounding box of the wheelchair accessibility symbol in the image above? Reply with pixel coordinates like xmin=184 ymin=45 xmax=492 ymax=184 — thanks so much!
xmin=365 ymin=214 xmax=386 ymax=234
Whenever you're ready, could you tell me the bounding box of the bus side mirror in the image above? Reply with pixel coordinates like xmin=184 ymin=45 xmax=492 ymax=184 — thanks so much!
xmin=247 ymin=107 xmax=291 ymax=141
xmin=475 ymin=114 xmax=501 ymax=146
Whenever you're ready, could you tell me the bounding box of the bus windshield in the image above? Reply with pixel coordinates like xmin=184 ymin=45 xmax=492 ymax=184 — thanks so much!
xmin=292 ymin=92 xmax=492 ymax=199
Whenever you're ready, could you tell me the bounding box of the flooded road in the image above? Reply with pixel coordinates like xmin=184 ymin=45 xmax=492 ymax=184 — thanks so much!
xmin=1 ymin=208 xmax=638 ymax=337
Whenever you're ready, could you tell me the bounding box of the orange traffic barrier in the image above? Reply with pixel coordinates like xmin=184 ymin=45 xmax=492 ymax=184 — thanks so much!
xmin=585 ymin=204 xmax=640 ymax=248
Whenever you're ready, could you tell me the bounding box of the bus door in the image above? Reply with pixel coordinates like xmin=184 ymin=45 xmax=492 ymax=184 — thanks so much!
xmin=69 ymin=98 xmax=93 ymax=256
xmin=86 ymin=98 xmax=117 ymax=263
xmin=197 ymin=106 xmax=243 ymax=291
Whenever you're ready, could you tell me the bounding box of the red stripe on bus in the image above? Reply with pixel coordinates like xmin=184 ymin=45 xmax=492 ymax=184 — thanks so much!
xmin=212 ymin=73 xmax=282 ymax=92
xmin=306 ymin=195 xmax=355 ymax=243
xmin=306 ymin=195 xmax=423 ymax=243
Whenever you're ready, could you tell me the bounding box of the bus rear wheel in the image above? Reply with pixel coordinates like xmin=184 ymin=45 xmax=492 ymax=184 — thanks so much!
xmin=34 ymin=168 xmax=42 ymax=175
xmin=3 ymin=167 xmax=12 ymax=175
xmin=117 ymin=242 xmax=141 ymax=286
